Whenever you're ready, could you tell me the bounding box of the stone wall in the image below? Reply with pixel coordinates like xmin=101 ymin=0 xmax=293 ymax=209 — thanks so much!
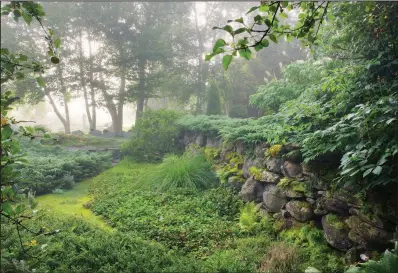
xmin=182 ymin=132 xmax=398 ymax=261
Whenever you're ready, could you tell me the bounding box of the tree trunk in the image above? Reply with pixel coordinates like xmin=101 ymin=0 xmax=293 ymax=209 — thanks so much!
xmin=88 ymin=34 xmax=97 ymax=130
xmin=114 ymin=67 xmax=125 ymax=137
xmin=78 ymin=30 xmax=93 ymax=130
xmin=44 ymin=87 xmax=69 ymax=133
xmin=57 ymin=65 xmax=71 ymax=134
xmin=135 ymin=58 xmax=146 ymax=122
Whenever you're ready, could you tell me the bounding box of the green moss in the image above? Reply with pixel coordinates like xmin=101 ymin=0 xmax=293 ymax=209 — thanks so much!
xmin=265 ymin=144 xmax=283 ymax=158
xmin=325 ymin=214 xmax=345 ymax=229
xmin=201 ymin=147 xmax=221 ymax=162
xmin=226 ymin=152 xmax=244 ymax=166
xmin=249 ymin=166 xmax=263 ymax=180
xmin=278 ymin=177 xmax=307 ymax=193
xmin=296 ymin=201 xmax=311 ymax=209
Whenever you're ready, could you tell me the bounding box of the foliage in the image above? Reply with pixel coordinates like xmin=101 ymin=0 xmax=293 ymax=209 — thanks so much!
xmin=207 ymin=1 xmax=329 ymax=68
xmin=260 ymin=242 xmax=302 ymax=273
xmin=141 ymin=152 xmax=217 ymax=192
xmin=15 ymin=139 xmax=112 ymax=195
xmin=238 ymin=202 xmax=273 ymax=235
xmin=279 ymin=224 xmax=344 ymax=272
xmin=345 ymin=244 xmax=398 ymax=273
xmin=122 ymin=109 xmax=183 ymax=162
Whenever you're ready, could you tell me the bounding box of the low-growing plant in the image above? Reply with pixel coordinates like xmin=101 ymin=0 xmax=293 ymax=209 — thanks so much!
xmin=142 ymin=152 xmax=217 ymax=191
xmin=260 ymin=242 xmax=302 ymax=273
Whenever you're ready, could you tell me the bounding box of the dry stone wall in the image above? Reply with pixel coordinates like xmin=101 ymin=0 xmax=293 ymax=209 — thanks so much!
xmin=182 ymin=131 xmax=398 ymax=259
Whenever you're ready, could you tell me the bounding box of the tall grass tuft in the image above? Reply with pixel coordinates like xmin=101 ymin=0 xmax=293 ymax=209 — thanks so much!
xmin=143 ymin=153 xmax=217 ymax=191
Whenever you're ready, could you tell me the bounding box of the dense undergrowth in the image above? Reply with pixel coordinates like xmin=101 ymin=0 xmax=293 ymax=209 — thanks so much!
xmin=15 ymin=138 xmax=112 ymax=194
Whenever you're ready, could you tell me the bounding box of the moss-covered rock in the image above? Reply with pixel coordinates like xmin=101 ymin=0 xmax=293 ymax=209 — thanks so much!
xmin=277 ymin=177 xmax=308 ymax=198
xmin=282 ymin=161 xmax=303 ymax=178
xmin=264 ymin=157 xmax=283 ymax=174
xmin=242 ymin=158 xmax=264 ymax=178
xmin=345 ymin=215 xmax=394 ymax=246
xmin=239 ymin=177 xmax=265 ymax=203
xmin=227 ymin=176 xmax=245 ymax=191
xmin=322 ymin=214 xmax=353 ymax=251
xmin=262 ymin=184 xmax=287 ymax=213
xmin=286 ymin=200 xmax=314 ymax=222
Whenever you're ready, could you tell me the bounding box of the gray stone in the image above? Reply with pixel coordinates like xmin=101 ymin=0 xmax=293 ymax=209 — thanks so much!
xmin=195 ymin=133 xmax=206 ymax=146
xmin=255 ymin=203 xmax=270 ymax=217
xmin=320 ymin=197 xmax=351 ymax=216
xmin=254 ymin=143 xmax=268 ymax=159
xmin=242 ymin=158 xmax=263 ymax=179
xmin=227 ymin=176 xmax=245 ymax=191
xmin=346 ymin=216 xmax=394 ymax=245
xmin=102 ymin=131 xmax=115 ymax=138
xmin=264 ymin=157 xmax=283 ymax=174
xmin=206 ymin=137 xmax=222 ymax=148
xmin=282 ymin=188 xmax=306 ymax=199
xmin=262 ymin=184 xmax=287 ymax=213
xmin=258 ymin=170 xmax=281 ymax=183
xmin=235 ymin=140 xmax=246 ymax=154
xmin=349 ymin=208 xmax=395 ymax=231
xmin=306 ymin=198 xmax=316 ymax=205
xmin=239 ymin=177 xmax=265 ymax=202
xmin=89 ymin=130 xmax=102 ymax=137
xmin=285 ymin=200 xmax=314 ymax=222
xmin=72 ymin=130 xmax=84 ymax=136
xmin=281 ymin=161 xmax=303 ymax=178
xmin=322 ymin=214 xmax=353 ymax=251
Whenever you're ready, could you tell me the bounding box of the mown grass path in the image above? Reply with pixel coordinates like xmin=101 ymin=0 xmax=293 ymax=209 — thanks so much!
xmin=35 ymin=179 xmax=113 ymax=231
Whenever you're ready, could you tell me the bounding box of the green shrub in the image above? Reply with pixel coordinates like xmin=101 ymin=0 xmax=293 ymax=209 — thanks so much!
xmin=122 ymin=109 xmax=183 ymax=162
xmin=16 ymin=139 xmax=112 ymax=195
xmin=142 ymin=153 xmax=217 ymax=191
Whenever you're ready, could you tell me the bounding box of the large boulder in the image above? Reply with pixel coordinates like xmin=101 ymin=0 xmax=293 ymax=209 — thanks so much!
xmin=285 ymin=200 xmax=314 ymax=222
xmin=254 ymin=143 xmax=268 ymax=159
xmin=239 ymin=177 xmax=265 ymax=202
xmin=258 ymin=170 xmax=281 ymax=183
xmin=346 ymin=215 xmax=394 ymax=246
xmin=195 ymin=133 xmax=206 ymax=146
xmin=227 ymin=176 xmax=245 ymax=192
xmin=319 ymin=197 xmax=351 ymax=216
xmin=349 ymin=208 xmax=395 ymax=231
xmin=262 ymin=184 xmax=287 ymax=213
xmin=281 ymin=161 xmax=303 ymax=178
xmin=264 ymin=157 xmax=283 ymax=174
xmin=322 ymin=214 xmax=353 ymax=251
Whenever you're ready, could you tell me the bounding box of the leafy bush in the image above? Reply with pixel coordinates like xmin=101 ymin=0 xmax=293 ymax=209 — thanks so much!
xmin=122 ymin=109 xmax=183 ymax=162
xmin=141 ymin=153 xmax=217 ymax=191
xmin=16 ymin=139 xmax=112 ymax=195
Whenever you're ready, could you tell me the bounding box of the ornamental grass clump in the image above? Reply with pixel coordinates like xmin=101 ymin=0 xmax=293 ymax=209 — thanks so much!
xmin=145 ymin=153 xmax=217 ymax=191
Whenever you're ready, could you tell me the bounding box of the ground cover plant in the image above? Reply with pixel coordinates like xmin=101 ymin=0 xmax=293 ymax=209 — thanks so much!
xmin=15 ymin=139 xmax=112 ymax=194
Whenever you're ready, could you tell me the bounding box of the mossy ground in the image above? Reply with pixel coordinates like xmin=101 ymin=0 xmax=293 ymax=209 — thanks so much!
xmin=35 ymin=179 xmax=113 ymax=232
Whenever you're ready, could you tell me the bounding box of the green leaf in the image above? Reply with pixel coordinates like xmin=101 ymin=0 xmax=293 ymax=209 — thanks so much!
xmin=235 ymin=17 xmax=244 ymax=24
xmin=222 ymin=55 xmax=233 ymax=70
xmin=261 ymin=39 xmax=270 ymax=47
xmin=372 ymin=166 xmax=382 ymax=175
xmin=36 ymin=77 xmax=45 ymax=88
xmin=254 ymin=44 xmax=264 ymax=51
xmin=13 ymin=9 xmax=22 ymax=17
xmin=239 ymin=48 xmax=251 ymax=60
xmin=48 ymin=28 xmax=54 ymax=36
xmin=269 ymin=33 xmax=278 ymax=43
xmin=1 ymin=125 xmax=13 ymax=140
xmin=51 ymin=56 xmax=60 ymax=64
xmin=17 ymin=54 xmax=28 ymax=61
xmin=234 ymin=28 xmax=247 ymax=35
xmin=22 ymin=12 xmax=32 ymax=25
xmin=205 ymin=54 xmax=215 ymax=61
xmin=1 ymin=48 xmax=9 ymax=55
xmin=223 ymin=25 xmax=234 ymax=36
xmin=363 ymin=168 xmax=373 ymax=177
xmin=259 ymin=5 xmax=269 ymax=12
xmin=213 ymin=39 xmax=226 ymax=52
xmin=54 ymin=37 xmax=61 ymax=49
xmin=246 ymin=6 xmax=259 ymax=14
xmin=280 ymin=12 xmax=288 ymax=19
xmin=1 ymin=202 xmax=14 ymax=216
